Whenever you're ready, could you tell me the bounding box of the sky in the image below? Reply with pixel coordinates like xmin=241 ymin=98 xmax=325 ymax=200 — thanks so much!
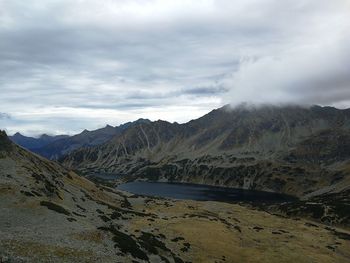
xmin=0 ymin=0 xmax=350 ymax=136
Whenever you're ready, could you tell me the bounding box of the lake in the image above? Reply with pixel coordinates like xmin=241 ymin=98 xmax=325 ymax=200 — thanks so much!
xmin=117 ymin=181 xmax=297 ymax=203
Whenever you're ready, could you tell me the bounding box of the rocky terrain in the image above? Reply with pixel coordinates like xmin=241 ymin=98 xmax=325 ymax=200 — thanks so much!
xmin=1 ymin=130 xmax=350 ymax=262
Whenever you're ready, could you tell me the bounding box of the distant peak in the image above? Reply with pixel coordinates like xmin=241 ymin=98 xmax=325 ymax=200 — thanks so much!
xmin=13 ymin=132 xmax=23 ymax=137
xmin=81 ymin=129 xmax=90 ymax=134
xmin=135 ymin=118 xmax=151 ymax=123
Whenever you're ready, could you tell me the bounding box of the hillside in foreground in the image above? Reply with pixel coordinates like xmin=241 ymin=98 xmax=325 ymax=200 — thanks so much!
xmin=1 ymin=130 xmax=350 ymax=262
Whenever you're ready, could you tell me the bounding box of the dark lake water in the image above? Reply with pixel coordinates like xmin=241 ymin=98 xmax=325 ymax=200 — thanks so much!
xmin=117 ymin=181 xmax=297 ymax=203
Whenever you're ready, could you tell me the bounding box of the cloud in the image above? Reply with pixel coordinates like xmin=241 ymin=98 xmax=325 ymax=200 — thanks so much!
xmin=223 ymin=36 xmax=350 ymax=106
xmin=0 ymin=0 xmax=349 ymax=135
xmin=221 ymin=1 xmax=350 ymax=107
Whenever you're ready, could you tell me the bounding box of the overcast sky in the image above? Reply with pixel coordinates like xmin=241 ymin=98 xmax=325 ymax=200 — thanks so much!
xmin=0 ymin=0 xmax=349 ymax=136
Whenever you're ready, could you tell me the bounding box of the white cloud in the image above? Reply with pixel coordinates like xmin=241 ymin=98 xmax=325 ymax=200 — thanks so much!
xmin=222 ymin=1 xmax=350 ymax=107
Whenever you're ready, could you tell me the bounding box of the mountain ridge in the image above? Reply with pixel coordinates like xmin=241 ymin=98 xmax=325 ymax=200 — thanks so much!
xmin=9 ymin=132 xmax=69 ymax=151
xmin=60 ymin=104 xmax=350 ymax=199
xmin=9 ymin=118 xmax=152 ymax=160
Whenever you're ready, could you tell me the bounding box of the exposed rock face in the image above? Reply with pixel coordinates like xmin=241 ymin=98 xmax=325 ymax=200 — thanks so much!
xmin=61 ymin=105 xmax=350 ymax=198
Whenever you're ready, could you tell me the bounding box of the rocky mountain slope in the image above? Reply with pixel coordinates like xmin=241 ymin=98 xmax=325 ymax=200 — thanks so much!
xmin=61 ymin=105 xmax=350 ymax=199
xmin=1 ymin=130 xmax=350 ymax=262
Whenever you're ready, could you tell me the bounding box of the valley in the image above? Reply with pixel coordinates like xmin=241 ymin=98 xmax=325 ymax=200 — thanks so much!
xmin=58 ymin=105 xmax=350 ymax=229
xmin=2 ymin=1 xmax=350 ymax=262
xmin=1 ymin=130 xmax=350 ymax=262
xmin=2 ymin=105 xmax=350 ymax=262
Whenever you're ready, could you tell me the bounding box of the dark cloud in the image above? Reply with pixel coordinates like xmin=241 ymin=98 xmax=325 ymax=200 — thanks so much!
xmin=0 ymin=0 xmax=349 ymax=135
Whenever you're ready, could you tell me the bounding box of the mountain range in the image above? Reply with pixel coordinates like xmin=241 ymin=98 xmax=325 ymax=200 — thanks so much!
xmin=7 ymin=104 xmax=350 ymax=227
xmin=9 ymin=118 xmax=151 ymax=160
xmin=59 ymin=104 xmax=350 ymax=227
xmin=1 ymin=128 xmax=350 ymax=262
xmin=61 ymin=105 xmax=350 ymax=193
xmin=10 ymin=132 xmax=69 ymax=151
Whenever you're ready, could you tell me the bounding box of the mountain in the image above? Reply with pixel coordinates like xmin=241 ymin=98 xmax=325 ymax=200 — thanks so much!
xmin=34 ymin=125 xmax=120 ymax=160
xmin=11 ymin=118 xmax=151 ymax=160
xmin=60 ymin=105 xmax=350 ymax=224
xmin=61 ymin=105 xmax=350 ymax=194
xmin=1 ymin=130 xmax=350 ymax=262
xmin=9 ymin=132 xmax=68 ymax=150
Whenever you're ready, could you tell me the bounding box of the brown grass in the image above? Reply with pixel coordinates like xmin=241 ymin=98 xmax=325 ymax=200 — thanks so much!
xmin=71 ymin=230 xmax=105 ymax=244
